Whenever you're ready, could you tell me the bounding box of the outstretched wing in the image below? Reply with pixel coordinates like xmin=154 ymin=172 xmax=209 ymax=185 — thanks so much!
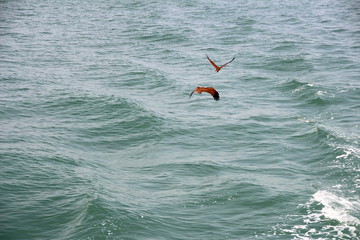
xmin=212 ymin=89 xmax=220 ymax=101
xmin=189 ymin=89 xmax=196 ymax=98
xmin=206 ymin=55 xmax=220 ymax=70
xmin=220 ymin=57 xmax=235 ymax=68
xmin=204 ymin=87 xmax=220 ymax=101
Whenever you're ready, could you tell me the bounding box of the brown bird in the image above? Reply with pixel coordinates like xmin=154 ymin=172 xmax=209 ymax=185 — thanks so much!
xmin=189 ymin=87 xmax=220 ymax=101
xmin=206 ymin=55 xmax=235 ymax=72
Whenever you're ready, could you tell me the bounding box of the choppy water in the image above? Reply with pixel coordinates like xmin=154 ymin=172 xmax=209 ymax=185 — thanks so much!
xmin=1 ymin=0 xmax=360 ymax=239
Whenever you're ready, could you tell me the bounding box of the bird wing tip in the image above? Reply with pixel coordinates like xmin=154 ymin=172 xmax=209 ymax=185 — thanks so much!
xmin=189 ymin=90 xmax=195 ymax=98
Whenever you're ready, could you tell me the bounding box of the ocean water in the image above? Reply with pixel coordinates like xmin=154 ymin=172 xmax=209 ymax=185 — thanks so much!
xmin=1 ymin=0 xmax=359 ymax=239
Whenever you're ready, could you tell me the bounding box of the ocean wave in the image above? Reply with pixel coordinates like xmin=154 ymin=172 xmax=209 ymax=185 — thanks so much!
xmin=63 ymin=196 xmax=142 ymax=240
xmin=272 ymin=116 xmax=360 ymax=239
xmin=55 ymin=95 xmax=166 ymax=152
xmin=134 ymin=31 xmax=189 ymax=45
xmin=273 ymin=190 xmax=360 ymax=239
xmin=276 ymin=79 xmax=347 ymax=107
xmin=260 ymin=56 xmax=314 ymax=72
xmin=139 ymin=161 xmax=226 ymax=178
xmin=5 ymin=85 xmax=168 ymax=153
xmin=290 ymin=125 xmax=336 ymax=146
xmin=335 ymin=145 xmax=360 ymax=160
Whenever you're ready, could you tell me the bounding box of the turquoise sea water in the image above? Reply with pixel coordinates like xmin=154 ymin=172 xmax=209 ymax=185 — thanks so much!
xmin=1 ymin=0 xmax=359 ymax=239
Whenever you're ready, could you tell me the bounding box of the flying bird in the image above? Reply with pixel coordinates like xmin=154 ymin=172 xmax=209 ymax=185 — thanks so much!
xmin=189 ymin=87 xmax=220 ymax=101
xmin=206 ymin=55 xmax=235 ymax=72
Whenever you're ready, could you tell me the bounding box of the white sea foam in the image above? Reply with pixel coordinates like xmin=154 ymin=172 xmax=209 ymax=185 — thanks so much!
xmin=311 ymin=190 xmax=360 ymax=226
xmin=316 ymin=90 xmax=326 ymax=96
xmin=275 ymin=190 xmax=360 ymax=239
xmin=336 ymin=145 xmax=360 ymax=159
